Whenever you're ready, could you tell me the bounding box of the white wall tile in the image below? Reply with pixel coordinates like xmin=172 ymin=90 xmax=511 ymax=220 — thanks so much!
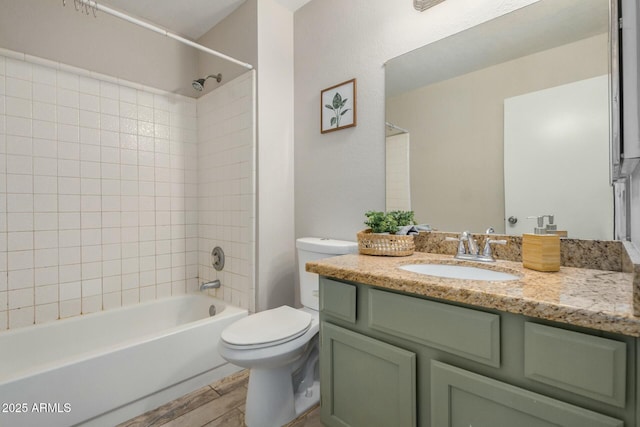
xmin=81 ymin=295 xmax=102 ymax=314
xmin=6 ymin=96 xmax=31 ymax=119
xmin=7 ymin=212 xmax=32 ymax=232
xmin=35 ymin=266 xmax=58 ymax=286
xmin=57 ymin=72 xmax=78 ymax=91
xmin=59 ymin=299 xmax=80 ymax=318
xmin=7 ymin=155 xmax=32 ymax=175
xmin=8 ymin=232 xmax=32 ymax=251
xmin=33 ymin=139 xmax=57 ymax=159
xmin=33 ymin=120 xmax=55 ymax=140
xmin=6 ymin=78 xmax=32 ymax=100
xmin=58 ymin=230 xmax=80 ymax=247
xmin=35 ymin=302 xmax=58 ymax=324
xmin=34 ymin=231 xmax=57 ymax=249
xmin=34 ymin=157 xmax=58 ymax=176
xmin=0 ymin=52 xmax=259 ymax=327
xmin=58 ymin=159 xmax=80 ymax=177
xmin=5 ymin=59 xmax=32 ymax=80
xmin=35 ymin=248 xmax=58 ymax=268
xmin=57 ymin=124 xmax=79 ymax=143
xmin=8 ymin=250 xmax=33 ymax=270
xmin=34 ymin=194 xmax=57 ymax=213
xmin=8 ymin=269 xmax=33 ymax=290
xmin=7 ymin=194 xmax=33 ymax=212
xmin=59 ymin=264 xmax=80 ymax=284
xmin=8 ymin=306 xmax=34 ymax=328
xmin=33 ymin=83 xmax=56 ymax=104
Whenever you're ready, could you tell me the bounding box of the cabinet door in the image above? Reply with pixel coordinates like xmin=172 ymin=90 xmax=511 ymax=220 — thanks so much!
xmin=431 ymin=361 xmax=623 ymax=427
xmin=320 ymin=322 xmax=416 ymax=427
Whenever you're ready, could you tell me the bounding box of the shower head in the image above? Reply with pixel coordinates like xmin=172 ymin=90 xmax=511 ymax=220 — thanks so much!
xmin=192 ymin=73 xmax=222 ymax=91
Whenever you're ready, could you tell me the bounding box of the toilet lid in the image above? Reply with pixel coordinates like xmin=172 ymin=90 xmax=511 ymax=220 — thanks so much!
xmin=221 ymin=306 xmax=312 ymax=347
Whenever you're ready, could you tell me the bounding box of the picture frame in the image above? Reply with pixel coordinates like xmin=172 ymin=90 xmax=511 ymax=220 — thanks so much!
xmin=321 ymin=78 xmax=357 ymax=133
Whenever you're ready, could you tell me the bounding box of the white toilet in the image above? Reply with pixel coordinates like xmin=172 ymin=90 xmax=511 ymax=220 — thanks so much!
xmin=218 ymin=237 xmax=358 ymax=427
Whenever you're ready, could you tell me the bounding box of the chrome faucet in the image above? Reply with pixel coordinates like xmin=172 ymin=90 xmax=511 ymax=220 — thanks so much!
xmin=445 ymin=230 xmax=506 ymax=262
xmin=200 ymin=279 xmax=221 ymax=291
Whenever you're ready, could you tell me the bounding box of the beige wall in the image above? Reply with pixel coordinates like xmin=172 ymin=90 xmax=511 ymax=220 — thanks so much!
xmin=386 ymin=33 xmax=608 ymax=233
xmin=256 ymin=0 xmax=295 ymax=310
xmin=0 ymin=0 xmax=198 ymax=95
xmin=294 ymin=0 xmax=539 ymax=242
xmin=196 ymin=0 xmax=258 ymax=98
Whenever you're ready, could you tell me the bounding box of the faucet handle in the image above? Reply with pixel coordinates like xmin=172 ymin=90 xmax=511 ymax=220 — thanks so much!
xmin=445 ymin=236 xmax=465 ymax=255
xmin=482 ymin=238 xmax=507 ymax=257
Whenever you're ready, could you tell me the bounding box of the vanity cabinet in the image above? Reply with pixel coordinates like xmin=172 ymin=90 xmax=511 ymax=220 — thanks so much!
xmin=319 ymin=277 xmax=636 ymax=427
xmin=321 ymin=322 xmax=416 ymax=427
xmin=431 ymin=361 xmax=622 ymax=427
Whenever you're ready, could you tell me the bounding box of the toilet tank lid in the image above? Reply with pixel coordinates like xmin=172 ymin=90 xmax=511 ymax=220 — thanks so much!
xmin=296 ymin=237 xmax=358 ymax=255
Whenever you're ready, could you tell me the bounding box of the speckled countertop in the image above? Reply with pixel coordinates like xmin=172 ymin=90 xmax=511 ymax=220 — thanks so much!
xmin=306 ymin=252 xmax=640 ymax=337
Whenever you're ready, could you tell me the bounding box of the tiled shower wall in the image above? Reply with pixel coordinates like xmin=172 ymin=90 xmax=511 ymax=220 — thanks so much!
xmin=197 ymin=71 xmax=255 ymax=313
xmin=0 ymin=49 xmax=200 ymax=329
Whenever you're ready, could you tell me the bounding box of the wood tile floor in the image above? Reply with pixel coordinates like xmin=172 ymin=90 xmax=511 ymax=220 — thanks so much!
xmin=118 ymin=370 xmax=324 ymax=427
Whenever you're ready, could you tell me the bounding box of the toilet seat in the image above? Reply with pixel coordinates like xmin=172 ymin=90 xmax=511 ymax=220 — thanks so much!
xmin=221 ymin=306 xmax=312 ymax=350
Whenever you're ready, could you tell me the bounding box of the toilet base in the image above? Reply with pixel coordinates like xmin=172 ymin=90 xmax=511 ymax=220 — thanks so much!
xmin=244 ymin=372 xmax=320 ymax=427
xmin=245 ymin=367 xmax=293 ymax=427
xmin=294 ymin=380 xmax=320 ymax=417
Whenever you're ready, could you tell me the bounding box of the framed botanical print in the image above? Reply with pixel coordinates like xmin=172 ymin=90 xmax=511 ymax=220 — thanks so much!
xmin=321 ymin=78 xmax=357 ymax=133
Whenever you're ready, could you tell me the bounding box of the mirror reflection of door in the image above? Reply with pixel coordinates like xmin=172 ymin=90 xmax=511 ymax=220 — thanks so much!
xmin=385 ymin=0 xmax=613 ymax=238
xmin=504 ymin=75 xmax=613 ymax=240
xmin=386 ymin=130 xmax=412 ymax=212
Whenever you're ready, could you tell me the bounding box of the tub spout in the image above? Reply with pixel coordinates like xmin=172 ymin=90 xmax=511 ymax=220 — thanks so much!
xmin=200 ymin=279 xmax=221 ymax=291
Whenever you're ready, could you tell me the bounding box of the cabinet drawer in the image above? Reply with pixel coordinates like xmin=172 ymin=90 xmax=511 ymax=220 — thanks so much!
xmin=320 ymin=278 xmax=356 ymax=323
xmin=368 ymin=288 xmax=500 ymax=367
xmin=524 ymin=322 xmax=627 ymax=408
xmin=431 ymin=360 xmax=623 ymax=427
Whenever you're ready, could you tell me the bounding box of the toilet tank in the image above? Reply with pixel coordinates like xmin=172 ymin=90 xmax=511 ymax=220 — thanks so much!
xmin=297 ymin=237 xmax=358 ymax=311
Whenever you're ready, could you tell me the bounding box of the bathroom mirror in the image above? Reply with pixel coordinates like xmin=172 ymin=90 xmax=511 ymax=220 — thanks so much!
xmin=385 ymin=0 xmax=615 ymax=240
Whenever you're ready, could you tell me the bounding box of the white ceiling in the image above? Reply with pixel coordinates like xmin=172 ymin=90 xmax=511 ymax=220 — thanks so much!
xmin=100 ymin=0 xmax=312 ymax=40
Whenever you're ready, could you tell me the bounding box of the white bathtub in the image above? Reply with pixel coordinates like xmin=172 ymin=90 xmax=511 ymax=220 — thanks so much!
xmin=0 ymin=294 xmax=247 ymax=427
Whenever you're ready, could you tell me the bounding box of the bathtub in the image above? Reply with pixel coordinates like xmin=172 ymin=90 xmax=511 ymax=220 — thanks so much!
xmin=0 ymin=294 xmax=247 ymax=427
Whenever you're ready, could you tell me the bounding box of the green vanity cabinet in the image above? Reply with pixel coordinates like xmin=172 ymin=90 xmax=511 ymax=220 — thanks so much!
xmin=319 ymin=277 xmax=635 ymax=427
xmin=431 ymin=361 xmax=623 ymax=427
xmin=320 ymin=322 xmax=416 ymax=427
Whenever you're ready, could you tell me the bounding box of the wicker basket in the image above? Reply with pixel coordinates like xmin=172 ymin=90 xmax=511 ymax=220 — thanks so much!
xmin=357 ymin=229 xmax=415 ymax=256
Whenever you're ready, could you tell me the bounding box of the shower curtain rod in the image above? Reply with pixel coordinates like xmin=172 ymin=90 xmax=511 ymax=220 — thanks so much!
xmin=75 ymin=0 xmax=254 ymax=70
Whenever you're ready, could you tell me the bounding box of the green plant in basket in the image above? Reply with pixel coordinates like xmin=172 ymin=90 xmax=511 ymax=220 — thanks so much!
xmin=364 ymin=210 xmax=416 ymax=234
xmin=388 ymin=210 xmax=416 ymax=227
xmin=364 ymin=211 xmax=397 ymax=233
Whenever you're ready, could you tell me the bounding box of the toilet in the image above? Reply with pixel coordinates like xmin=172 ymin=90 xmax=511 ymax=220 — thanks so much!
xmin=218 ymin=237 xmax=358 ymax=427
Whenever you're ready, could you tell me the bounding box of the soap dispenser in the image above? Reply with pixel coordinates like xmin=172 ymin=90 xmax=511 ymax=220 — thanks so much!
xmin=544 ymin=215 xmax=568 ymax=237
xmin=522 ymin=215 xmax=560 ymax=272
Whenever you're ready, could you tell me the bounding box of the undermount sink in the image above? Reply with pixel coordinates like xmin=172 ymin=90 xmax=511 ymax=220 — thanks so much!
xmin=399 ymin=263 xmax=520 ymax=282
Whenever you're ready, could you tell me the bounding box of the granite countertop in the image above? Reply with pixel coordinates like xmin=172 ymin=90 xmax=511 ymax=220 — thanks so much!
xmin=306 ymin=252 xmax=640 ymax=337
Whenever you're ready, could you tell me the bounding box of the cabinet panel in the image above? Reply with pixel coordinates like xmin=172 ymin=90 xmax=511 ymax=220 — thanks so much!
xmin=431 ymin=361 xmax=623 ymax=427
xmin=320 ymin=322 xmax=416 ymax=427
xmin=524 ymin=322 xmax=627 ymax=408
xmin=320 ymin=278 xmax=357 ymax=323
xmin=368 ymin=288 xmax=500 ymax=367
